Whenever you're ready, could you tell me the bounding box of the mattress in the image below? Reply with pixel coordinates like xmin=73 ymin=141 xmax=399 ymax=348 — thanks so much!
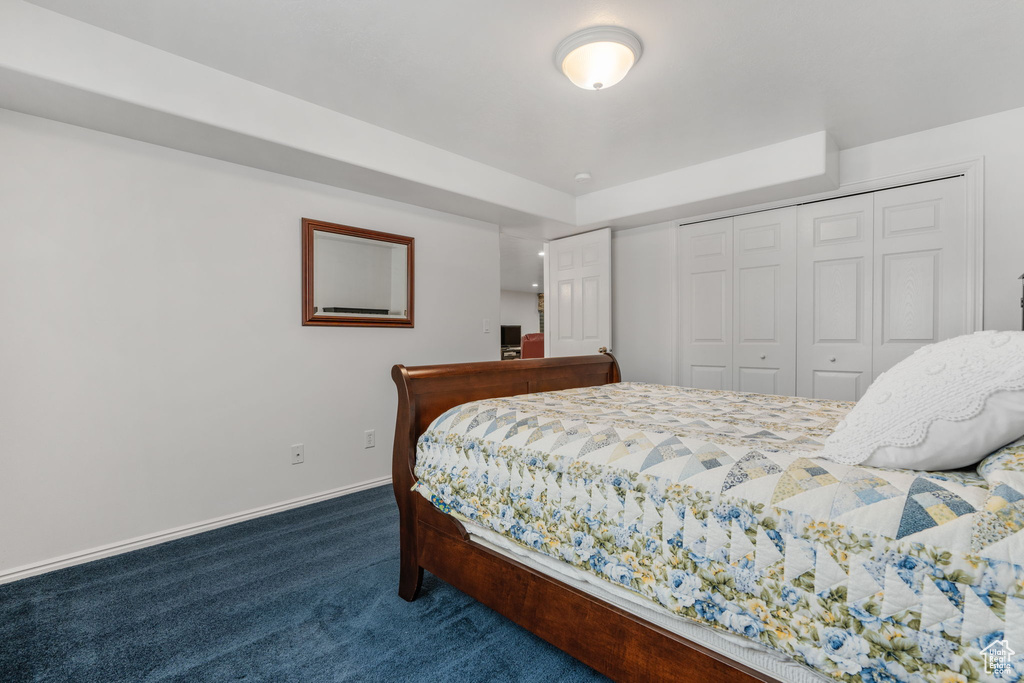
xmin=465 ymin=520 xmax=830 ymax=682
xmin=413 ymin=382 xmax=1024 ymax=682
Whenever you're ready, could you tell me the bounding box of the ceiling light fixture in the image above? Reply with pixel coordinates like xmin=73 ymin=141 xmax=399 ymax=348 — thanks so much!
xmin=538 ymin=251 xmax=545 ymax=257
xmin=555 ymin=26 xmax=643 ymax=91
xmin=532 ymin=283 xmax=539 ymax=287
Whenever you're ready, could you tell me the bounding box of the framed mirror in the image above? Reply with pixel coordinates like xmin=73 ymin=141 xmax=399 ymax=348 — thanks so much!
xmin=302 ymin=218 xmax=414 ymax=327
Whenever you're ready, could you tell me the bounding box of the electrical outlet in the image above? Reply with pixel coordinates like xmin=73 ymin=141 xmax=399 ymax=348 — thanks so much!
xmin=364 ymin=429 xmax=375 ymax=449
xmin=290 ymin=444 xmax=304 ymax=465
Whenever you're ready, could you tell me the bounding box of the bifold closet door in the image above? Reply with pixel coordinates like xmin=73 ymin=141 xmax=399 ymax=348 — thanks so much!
xmin=797 ymin=194 xmax=874 ymax=401
xmin=678 ymin=218 xmax=733 ymax=390
xmin=873 ymin=176 xmax=968 ymax=377
xmin=733 ymin=208 xmax=797 ymax=395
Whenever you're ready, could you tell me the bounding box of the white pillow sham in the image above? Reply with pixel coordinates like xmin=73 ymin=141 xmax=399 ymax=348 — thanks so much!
xmin=819 ymin=330 xmax=1024 ymax=470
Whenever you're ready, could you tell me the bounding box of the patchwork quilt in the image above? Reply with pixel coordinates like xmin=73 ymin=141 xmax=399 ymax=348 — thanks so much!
xmin=413 ymin=383 xmax=1024 ymax=682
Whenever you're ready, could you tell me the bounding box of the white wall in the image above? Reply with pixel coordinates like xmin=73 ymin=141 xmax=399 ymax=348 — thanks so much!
xmin=499 ymin=290 xmax=540 ymax=336
xmin=0 ymin=109 xmax=500 ymax=575
xmin=611 ymin=106 xmax=1024 ymax=386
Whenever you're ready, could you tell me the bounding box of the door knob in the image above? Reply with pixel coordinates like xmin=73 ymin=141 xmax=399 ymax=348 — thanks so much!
xmin=829 ymin=356 xmax=837 ymax=363
xmin=598 ymin=346 xmax=609 ymax=354
xmin=759 ymin=354 xmax=766 ymax=360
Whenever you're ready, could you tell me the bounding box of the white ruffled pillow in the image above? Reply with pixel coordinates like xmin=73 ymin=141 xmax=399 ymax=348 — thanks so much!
xmin=819 ymin=331 xmax=1024 ymax=470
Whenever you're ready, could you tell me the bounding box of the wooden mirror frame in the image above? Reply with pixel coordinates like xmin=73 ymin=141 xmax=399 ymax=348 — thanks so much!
xmin=302 ymin=218 xmax=415 ymax=328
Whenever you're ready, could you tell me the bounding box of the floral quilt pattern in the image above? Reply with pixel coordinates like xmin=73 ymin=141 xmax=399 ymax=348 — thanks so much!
xmin=413 ymin=383 xmax=1024 ymax=682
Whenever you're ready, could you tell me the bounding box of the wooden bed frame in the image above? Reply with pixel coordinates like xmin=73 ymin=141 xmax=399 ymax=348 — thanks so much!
xmin=391 ymin=354 xmax=777 ymax=683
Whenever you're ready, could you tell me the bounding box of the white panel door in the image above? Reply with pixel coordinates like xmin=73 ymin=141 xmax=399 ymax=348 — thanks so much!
xmin=797 ymin=195 xmax=874 ymax=401
xmin=678 ymin=218 xmax=733 ymax=390
xmin=733 ymin=207 xmax=797 ymax=396
xmin=873 ymin=176 xmax=968 ymax=376
xmin=545 ymin=228 xmax=612 ymax=357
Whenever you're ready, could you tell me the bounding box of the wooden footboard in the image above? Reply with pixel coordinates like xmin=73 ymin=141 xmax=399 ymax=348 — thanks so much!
xmin=390 ymin=354 xmax=773 ymax=683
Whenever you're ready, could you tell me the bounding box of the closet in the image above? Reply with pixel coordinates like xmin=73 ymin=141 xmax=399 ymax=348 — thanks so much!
xmin=678 ymin=176 xmax=971 ymax=401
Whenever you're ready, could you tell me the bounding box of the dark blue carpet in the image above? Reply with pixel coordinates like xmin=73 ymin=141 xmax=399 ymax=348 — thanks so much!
xmin=0 ymin=485 xmax=608 ymax=682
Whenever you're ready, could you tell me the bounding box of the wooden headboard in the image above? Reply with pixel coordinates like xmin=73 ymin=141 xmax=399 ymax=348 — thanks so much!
xmin=391 ymin=353 xmax=620 ymax=447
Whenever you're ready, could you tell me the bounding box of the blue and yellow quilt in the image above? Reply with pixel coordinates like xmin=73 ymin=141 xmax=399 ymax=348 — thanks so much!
xmin=413 ymin=383 xmax=1024 ymax=682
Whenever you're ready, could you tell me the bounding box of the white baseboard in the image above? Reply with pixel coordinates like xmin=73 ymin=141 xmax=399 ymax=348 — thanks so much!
xmin=0 ymin=475 xmax=393 ymax=585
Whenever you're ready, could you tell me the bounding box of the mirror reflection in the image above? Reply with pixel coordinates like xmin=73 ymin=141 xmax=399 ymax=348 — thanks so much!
xmin=302 ymin=219 xmax=414 ymax=327
xmin=313 ymin=232 xmax=408 ymax=317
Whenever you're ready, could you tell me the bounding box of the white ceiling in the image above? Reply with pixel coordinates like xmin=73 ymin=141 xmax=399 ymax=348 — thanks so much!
xmin=24 ymin=0 xmax=1024 ymax=196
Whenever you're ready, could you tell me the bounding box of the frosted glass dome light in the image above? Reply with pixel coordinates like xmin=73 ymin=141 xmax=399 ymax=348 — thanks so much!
xmin=555 ymin=26 xmax=643 ymax=91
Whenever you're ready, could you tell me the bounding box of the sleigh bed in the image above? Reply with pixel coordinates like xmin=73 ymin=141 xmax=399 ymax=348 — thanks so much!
xmin=391 ymin=353 xmax=1024 ymax=683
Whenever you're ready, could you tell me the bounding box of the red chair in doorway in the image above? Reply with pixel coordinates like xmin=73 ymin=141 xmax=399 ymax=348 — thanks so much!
xmin=521 ymin=333 xmax=544 ymax=359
